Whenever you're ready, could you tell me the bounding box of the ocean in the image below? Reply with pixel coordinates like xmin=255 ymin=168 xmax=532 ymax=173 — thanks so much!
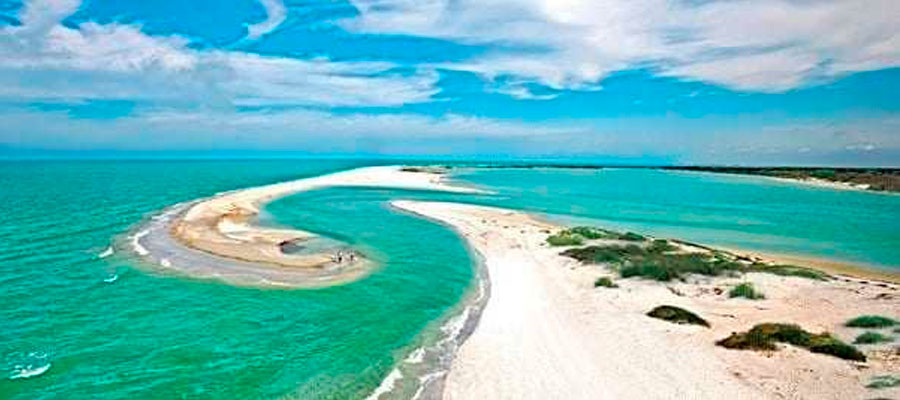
xmin=1 ymin=160 xmax=897 ymax=399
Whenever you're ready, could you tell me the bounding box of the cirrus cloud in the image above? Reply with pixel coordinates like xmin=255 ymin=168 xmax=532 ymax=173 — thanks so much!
xmin=345 ymin=0 xmax=900 ymax=93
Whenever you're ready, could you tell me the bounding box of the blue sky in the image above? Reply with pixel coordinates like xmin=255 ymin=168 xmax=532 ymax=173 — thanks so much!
xmin=0 ymin=0 xmax=898 ymax=165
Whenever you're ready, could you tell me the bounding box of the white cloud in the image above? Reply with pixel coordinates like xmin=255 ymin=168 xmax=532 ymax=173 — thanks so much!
xmin=222 ymin=54 xmax=439 ymax=107
xmin=246 ymin=0 xmax=287 ymax=40
xmin=345 ymin=0 xmax=900 ymax=92
xmin=0 ymin=0 xmax=438 ymax=108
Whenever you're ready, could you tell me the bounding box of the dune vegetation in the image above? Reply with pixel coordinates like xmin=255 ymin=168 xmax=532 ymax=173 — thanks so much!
xmin=853 ymin=331 xmax=893 ymax=344
xmin=646 ymin=305 xmax=709 ymax=327
xmin=866 ymin=375 xmax=900 ymax=389
xmin=716 ymin=323 xmax=866 ymax=362
xmin=546 ymin=226 xmax=647 ymax=246
xmin=555 ymin=227 xmax=829 ymax=282
xmin=729 ymin=282 xmax=765 ymax=299
xmin=845 ymin=315 xmax=897 ymax=328
xmin=593 ymin=277 xmax=618 ymax=288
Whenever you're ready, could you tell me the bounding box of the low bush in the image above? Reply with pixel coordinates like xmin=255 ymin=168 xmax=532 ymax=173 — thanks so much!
xmin=866 ymin=375 xmax=900 ymax=389
xmin=567 ymin=226 xmax=617 ymax=240
xmin=620 ymin=253 xmax=742 ymax=282
xmin=594 ymin=277 xmax=618 ymax=288
xmin=618 ymin=232 xmax=646 ymax=241
xmin=716 ymin=323 xmax=866 ymax=362
xmin=846 ymin=315 xmax=897 ymax=328
xmin=647 ymin=239 xmax=677 ymax=253
xmin=560 ymin=244 xmax=645 ymax=264
xmin=729 ymin=282 xmax=765 ymax=300
xmin=853 ymin=331 xmax=893 ymax=344
xmin=546 ymin=232 xmax=585 ymax=246
xmin=560 ymin=243 xmax=827 ymax=283
xmin=646 ymin=305 xmax=709 ymax=327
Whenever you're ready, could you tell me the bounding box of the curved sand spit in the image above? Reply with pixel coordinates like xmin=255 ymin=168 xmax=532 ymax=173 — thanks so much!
xmin=142 ymin=166 xmax=479 ymax=288
xmin=392 ymin=200 xmax=899 ymax=400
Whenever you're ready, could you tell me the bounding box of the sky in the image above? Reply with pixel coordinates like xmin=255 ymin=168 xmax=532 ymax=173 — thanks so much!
xmin=0 ymin=0 xmax=899 ymax=165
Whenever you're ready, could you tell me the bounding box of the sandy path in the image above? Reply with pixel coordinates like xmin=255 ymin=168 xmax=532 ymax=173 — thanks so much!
xmin=392 ymin=200 xmax=899 ymax=400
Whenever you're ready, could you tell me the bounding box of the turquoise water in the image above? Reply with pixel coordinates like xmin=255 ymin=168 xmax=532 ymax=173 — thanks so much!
xmin=1 ymin=161 xmax=898 ymax=400
xmin=1 ymin=160 xmax=478 ymax=399
xmin=452 ymin=168 xmax=900 ymax=269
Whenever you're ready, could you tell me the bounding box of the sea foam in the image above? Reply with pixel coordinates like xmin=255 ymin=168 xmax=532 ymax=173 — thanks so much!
xmin=98 ymin=246 xmax=114 ymax=258
xmin=131 ymin=230 xmax=150 ymax=256
xmin=9 ymin=352 xmax=50 ymax=380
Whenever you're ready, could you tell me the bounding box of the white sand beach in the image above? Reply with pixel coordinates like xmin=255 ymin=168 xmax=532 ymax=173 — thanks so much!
xmin=393 ymin=200 xmax=900 ymax=400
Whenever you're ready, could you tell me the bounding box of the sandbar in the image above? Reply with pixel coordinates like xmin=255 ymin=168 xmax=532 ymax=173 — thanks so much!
xmin=139 ymin=166 xmax=479 ymax=288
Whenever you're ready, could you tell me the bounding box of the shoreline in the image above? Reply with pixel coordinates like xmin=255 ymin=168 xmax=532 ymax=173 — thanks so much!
xmin=392 ymin=200 xmax=899 ymax=399
xmin=366 ymin=204 xmax=494 ymax=400
xmin=716 ymin=245 xmax=900 ymax=284
xmin=132 ymin=165 xmax=480 ymax=288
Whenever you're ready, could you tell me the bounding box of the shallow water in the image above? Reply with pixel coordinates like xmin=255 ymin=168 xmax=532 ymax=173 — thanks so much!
xmin=1 ymin=160 xmax=898 ymax=400
xmin=453 ymin=167 xmax=900 ymax=270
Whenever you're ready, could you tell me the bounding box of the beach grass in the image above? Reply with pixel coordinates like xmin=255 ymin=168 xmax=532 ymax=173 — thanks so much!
xmin=646 ymin=305 xmax=709 ymax=327
xmin=546 ymin=226 xmax=622 ymax=246
xmin=749 ymin=263 xmax=830 ymax=281
xmin=729 ymin=282 xmax=765 ymax=299
xmin=853 ymin=331 xmax=893 ymax=344
xmin=560 ymin=241 xmax=829 ymax=283
xmin=621 ymin=251 xmax=745 ymax=281
xmin=594 ymin=277 xmax=618 ymax=288
xmin=560 ymin=244 xmax=646 ymax=264
xmin=546 ymin=232 xmax=585 ymax=246
xmin=845 ymin=315 xmax=897 ymax=328
xmin=716 ymin=323 xmax=866 ymax=362
xmin=618 ymin=232 xmax=646 ymax=241
xmin=866 ymin=375 xmax=900 ymax=389
xmin=567 ymin=226 xmax=618 ymax=240
xmin=647 ymin=239 xmax=677 ymax=253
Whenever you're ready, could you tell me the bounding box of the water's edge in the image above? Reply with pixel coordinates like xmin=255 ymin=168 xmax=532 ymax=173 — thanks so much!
xmin=366 ymin=204 xmax=491 ymax=400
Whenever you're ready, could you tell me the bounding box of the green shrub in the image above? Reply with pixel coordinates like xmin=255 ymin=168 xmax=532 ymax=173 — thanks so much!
xmin=646 ymin=305 xmax=709 ymax=327
xmin=560 ymin=243 xmax=827 ymax=283
xmin=560 ymin=244 xmax=645 ymax=264
xmin=853 ymin=331 xmax=893 ymax=344
xmin=846 ymin=315 xmax=897 ymax=328
xmin=647 ymin=239 xmax=677 ymax=253
xmin=620 ymin=252 xmax=741 ymax=282
xmin=716 ymin=323 xmax=866 ymax=362
xmin=729 ymin=282 xmax=765 ymax=299
xmin=546 ymin=232 xmax=585 ymax=246
xmin=594 ymin=277 xmax=618 ymax=288
xmin=618 ymin=232 xmax=646 ymax=241
xmin=567 ymin=226 xmax=617 ymax=239
xmin=807 ymin=337 xmax=867 ymax=361
xmin=866 ymin=375 xmax=900 ymax=389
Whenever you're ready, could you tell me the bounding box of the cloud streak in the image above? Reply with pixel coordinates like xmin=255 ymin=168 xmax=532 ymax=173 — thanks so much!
xmin=246 ymin=0 xmax=287 ymax=40
xmin=345 ymin=0 xmax=900 ymax=93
